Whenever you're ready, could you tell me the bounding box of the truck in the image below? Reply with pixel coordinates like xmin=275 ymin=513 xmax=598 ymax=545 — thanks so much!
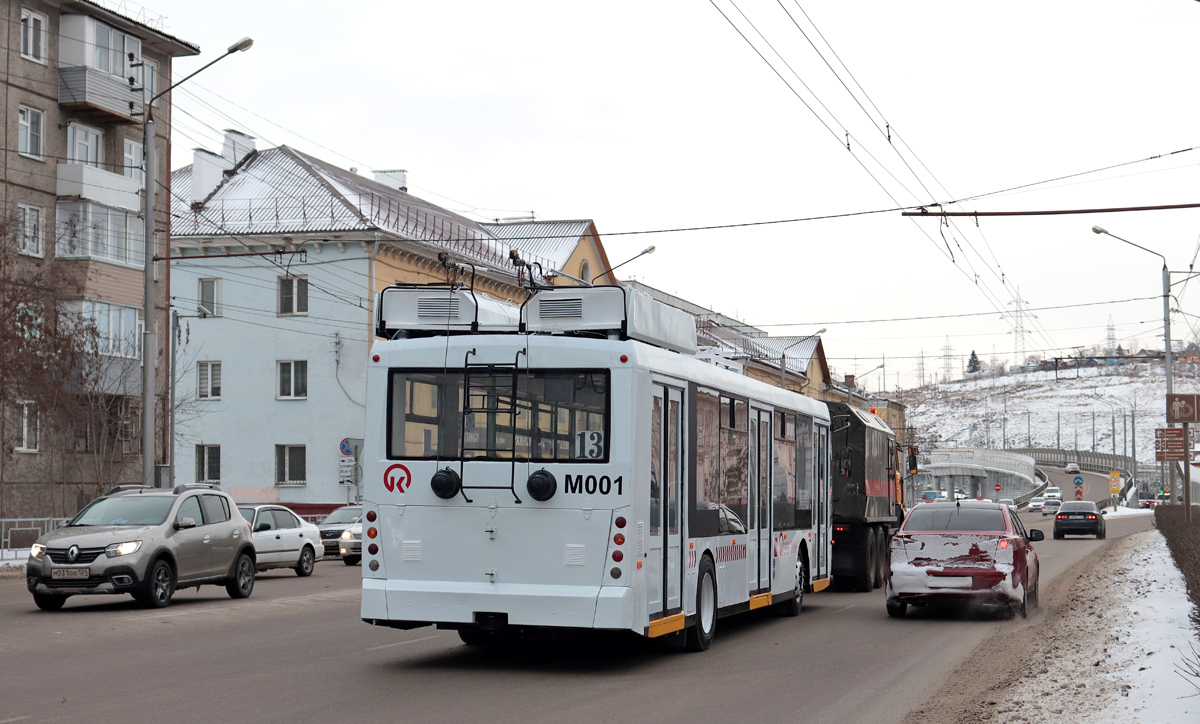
xmin=827 ymin=402 xmax=905 ymax=592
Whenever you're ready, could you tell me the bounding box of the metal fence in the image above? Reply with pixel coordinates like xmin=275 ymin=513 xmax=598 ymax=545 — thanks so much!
xmin=2 ymin=518 xmax=70 ymax=553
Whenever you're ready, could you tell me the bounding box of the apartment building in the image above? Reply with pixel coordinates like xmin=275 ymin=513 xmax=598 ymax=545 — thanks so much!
xmin=0 ymin=0 xmax=198 ymax=517
xmin=169 ymin=134 xmax=617 ymax=512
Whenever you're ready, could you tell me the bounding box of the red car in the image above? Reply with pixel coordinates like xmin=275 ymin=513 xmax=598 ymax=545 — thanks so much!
xmin=885 ymin=501 xmax=1043 ymax=618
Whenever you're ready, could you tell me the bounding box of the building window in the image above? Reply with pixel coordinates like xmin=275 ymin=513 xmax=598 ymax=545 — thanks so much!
xmin=196 ymin=445 xmax=220 ymax=483
xmin=198 ymin=278 xmax=221 ymax=316
xmin=123 ymin=139 xmax=144 ymax=187
xmin=18 ymin=106 xmax=42 ymax=159
xmin=17 ymin=203 xmax=42 ymax=257
xmin=81 ymin=300 xmax=141 ymax=358
xmin=197 ymin=361 xmax=222 ymax=400
xmin=277 ymin=276 xmax=308 ymax=315
xmin=56 ymin=201 xmax=144 ymax=266
xmin=20 ymin=8 xmax=46 ymax=63
xmin=67 ymin=123 xmax=102 ymax=167
xmin=580 ymin=259 xmax=591 ymax=283
xmin=275 ymin=445 xmax=306 ymax=486
xmin=143 ymin=59 xmax=157 ymax=106
xmin=93 ymin=21 xmax=140 ymax=79
xmin=15 ymin=402 xmax=39 ymax=452
xmin=278 ymin=361 xmax=308 ymax=399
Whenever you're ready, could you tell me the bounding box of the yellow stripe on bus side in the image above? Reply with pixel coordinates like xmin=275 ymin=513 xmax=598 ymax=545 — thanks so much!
xmin=811 ymin=577 xmax=831 ymax=593
xmin=748 ymin=592 xmax=772 ymax=610
xmin=647 ymin=613 xmax=686 ymax=638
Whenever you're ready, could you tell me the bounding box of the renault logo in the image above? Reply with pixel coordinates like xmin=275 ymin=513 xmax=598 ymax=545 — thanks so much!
xmin=67 ymin=545 xmax=79 ymax=563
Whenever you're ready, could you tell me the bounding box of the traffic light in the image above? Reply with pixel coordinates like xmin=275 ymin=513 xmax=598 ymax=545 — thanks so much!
xmin=908 ymin=445 xmax=919 ymax=475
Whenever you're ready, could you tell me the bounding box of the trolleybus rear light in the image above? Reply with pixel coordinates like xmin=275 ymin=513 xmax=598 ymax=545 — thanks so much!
xmin=372 ymin=354 xmax=380 ymax=362
xmin=636 ymin=561 xmax=642 ymax=569
xmin=612 ymin=550 xmax=623 ymax=562
xmin=368 ymin=543 xmax=379 ymax=555
xmin=620 ymin=355 xmax=628 ymax=363
xmin=369 ymin=560 xmax=379 ymax=571
xmin=615 ymin=516 xmax=626 ymax=528
xmin=610 ymin=567 xmax=622 ymax=579
xmin=613 ymin=533 xmax=625 ymax=545
xmin=366 ymin=510 xmax=377 ymax=522
xmin=367 ymin=527 xmax=378 ymax=539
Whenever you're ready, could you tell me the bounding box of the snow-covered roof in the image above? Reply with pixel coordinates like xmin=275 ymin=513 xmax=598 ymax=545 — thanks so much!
xmin=481 ymin=220 xmax=594 ymax=271
xmin=170 ymin=146 xmax=561 ymax=273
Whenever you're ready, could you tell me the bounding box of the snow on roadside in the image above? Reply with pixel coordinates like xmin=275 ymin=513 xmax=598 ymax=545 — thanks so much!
xmin=1102 ymin=504 xmax=1155 ymax=519
xmin=993 ymin=529 xmax=1198 ymax=724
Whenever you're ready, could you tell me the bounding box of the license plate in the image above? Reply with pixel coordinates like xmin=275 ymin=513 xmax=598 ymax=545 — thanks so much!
xmin=51 ymin=568 xmax=90 ymax=580
xmin=1070 ymin=515 xmax=1084 ymax=519
xmin=929 ymin=576 xmax=972 ymax=588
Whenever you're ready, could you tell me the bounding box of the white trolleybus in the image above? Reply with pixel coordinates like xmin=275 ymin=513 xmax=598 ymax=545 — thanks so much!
xmin=359 ymin=280 xmax=833 ymax=650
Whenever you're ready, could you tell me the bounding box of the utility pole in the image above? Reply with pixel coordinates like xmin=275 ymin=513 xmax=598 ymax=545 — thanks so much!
xmin=1092 ymin=407 xmax=1096 ymax=452
xmin=1057 ymin=410 xmax=1061 ymax=449
xmin=1027 ymin=411 xmax=1032 ymax=447
xmin=1002 ymin=393 xmax=1008 ymax=449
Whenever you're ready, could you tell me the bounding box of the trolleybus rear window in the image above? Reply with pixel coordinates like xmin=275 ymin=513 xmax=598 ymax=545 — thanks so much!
xmin=388 ymin=369 xmax=609 ymax=462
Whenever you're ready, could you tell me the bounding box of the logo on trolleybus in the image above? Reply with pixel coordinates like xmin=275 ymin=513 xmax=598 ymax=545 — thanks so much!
xmin=383 ymin=464 xmax=412 ymax=493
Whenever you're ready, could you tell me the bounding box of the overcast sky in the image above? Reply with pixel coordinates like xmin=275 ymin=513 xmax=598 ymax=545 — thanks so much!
xmin=137 ymin=0 xmax=1200 ymax=390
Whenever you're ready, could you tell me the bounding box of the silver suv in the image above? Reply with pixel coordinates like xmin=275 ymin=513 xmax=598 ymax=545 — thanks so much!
xmin=25 ymin=485 xmax=256 ymax=611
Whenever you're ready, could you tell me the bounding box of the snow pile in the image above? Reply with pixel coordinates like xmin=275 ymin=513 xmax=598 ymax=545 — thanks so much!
xmin=898 ymin=362 xmax=1200 ymax=463
xmin=992 ymin=530 xmax=1199 ymax=724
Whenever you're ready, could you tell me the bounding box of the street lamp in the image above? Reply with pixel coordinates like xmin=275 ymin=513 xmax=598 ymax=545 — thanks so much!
xmin=142 ymin=37 xmax=253 ymax=487
xmin=779 ymin=328 xmax=826 ymax=389
xmin=591 ymin=245 xmax=655 ymax=283
xmin=1091 ymin=225 xmax=1174 ymax=505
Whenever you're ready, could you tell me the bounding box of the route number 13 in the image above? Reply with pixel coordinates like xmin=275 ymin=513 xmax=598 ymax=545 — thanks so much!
xmin=575 ymin=431 xmax=605 ymax=459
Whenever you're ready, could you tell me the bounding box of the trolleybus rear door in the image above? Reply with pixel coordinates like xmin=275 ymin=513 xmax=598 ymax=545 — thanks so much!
xmin=665 ymin=386 xmax=683 ymax=614
xmin=649 ymin=383 xmax=685 ymax=618
xmin=749 ymin=408 xmax=772 ymax=593
xmin=815 ymin=425 xmax=830 ymax=579
xmin=648 ymin=386 xmax=665 ymax=616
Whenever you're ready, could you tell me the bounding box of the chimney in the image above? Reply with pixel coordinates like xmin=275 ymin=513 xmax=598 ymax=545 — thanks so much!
xmin=222 ymin=129 xmax=256 ymax=166
xmin=844 ymin=374 xmax=856 ymax=389
xmin=372 ymin=169 xmax=408 ymax=192
xmin=191 ymin=148 xmax=233 ymax=205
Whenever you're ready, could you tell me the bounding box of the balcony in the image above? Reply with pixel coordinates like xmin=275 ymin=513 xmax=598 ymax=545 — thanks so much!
xmin=57 ymin=163 xmax=141 ymax=212
xmin=58 ymin=66 xmax=143 ymax=123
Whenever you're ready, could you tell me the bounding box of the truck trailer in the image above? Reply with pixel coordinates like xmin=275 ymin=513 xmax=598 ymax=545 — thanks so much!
xmin=827 ymin=402 xmax=905 ymax=591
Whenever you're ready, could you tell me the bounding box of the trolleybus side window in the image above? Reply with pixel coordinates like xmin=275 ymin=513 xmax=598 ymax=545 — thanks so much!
xmin=773 ymin=412 xmax=797 ymax=529
xmin=387 ymin=369 xmax=609 ymax=462
xmin=719 ymin=396 xmax=749 ymax=534
xmin=667 ymin=394 xmax=680 ymax=535
xmin=795 ymin=414 xmax=814 ymax=528
xmin=691 ymin=386 xmax=722 ymax=538
xmin=650 ymin=394 xmax=662 ymax=535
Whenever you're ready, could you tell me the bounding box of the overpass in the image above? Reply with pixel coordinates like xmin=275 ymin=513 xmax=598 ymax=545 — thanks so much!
xmin=915 ymin=448 xmax=1041 ymax=502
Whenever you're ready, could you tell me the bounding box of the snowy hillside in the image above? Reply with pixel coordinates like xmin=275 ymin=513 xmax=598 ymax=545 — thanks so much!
xmin=896 ymin=361 xmax=1200 ymax=465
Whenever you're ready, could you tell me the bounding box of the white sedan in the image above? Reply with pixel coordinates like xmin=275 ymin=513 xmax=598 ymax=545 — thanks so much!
xmin=237 ymin=505 xmax=323 ymax=576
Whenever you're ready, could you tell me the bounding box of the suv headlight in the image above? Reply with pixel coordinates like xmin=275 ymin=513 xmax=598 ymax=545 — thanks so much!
xmin=30 ymin=543 xmax=45 ymax=559
xmin=341 ymin=530 xmax=353 ymax=540
xmin=105 ymin=541 xmax=142 ymax=558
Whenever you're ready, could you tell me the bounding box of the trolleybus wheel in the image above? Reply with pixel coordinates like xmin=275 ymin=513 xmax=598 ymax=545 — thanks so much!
xmin=781 ymin=555 xmax=806 ymax=617
xmin=686 ymin=556 xmax=717 ymax=651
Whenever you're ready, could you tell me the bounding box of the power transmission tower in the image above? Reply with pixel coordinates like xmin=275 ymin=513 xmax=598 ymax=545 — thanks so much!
xmin=941 ymin=336 xmax=954 ymax=383
xmin=916 ymin=349 xmax=926 ymax=387
xmin=1105 ymin=314 xmax=1117 ymax=353
xmin=1007 ymin=287 xmax=1031 ymax=366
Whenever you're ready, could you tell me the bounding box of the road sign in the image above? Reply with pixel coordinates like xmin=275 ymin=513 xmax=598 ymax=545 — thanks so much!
xmin=994 ymin=484 xmax=1002 ymax=492
xmin=1075 ymin=488 xmax=1084 ymax=500
xmin=1109 ymin=471 xmax=1121 ymax=494
xmin=1156 ymin=428 xmax=1189 ymax=460
xmin=1073 ymin=476 xmax=1084 ymax=486
xmin=1167 ymin=394 xmax=1200 ymax=423
xmin=340 ymin=438 xmax=354 ymax=456
xmin=338 ymin=456 xmax=356 ymax=486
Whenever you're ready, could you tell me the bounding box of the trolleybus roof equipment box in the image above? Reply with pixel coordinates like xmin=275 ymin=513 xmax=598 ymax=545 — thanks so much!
xmin=377 ymin=284 xmax=698 ymax=356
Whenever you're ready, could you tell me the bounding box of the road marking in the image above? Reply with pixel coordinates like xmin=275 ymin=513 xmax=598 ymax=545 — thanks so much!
xmin=0 ymin=716 xmax=32 ymax=723
xmin=834 ymin=605 xmax=856 ymax=613
xmin=366 ymin=633 xmax=440 ymax=651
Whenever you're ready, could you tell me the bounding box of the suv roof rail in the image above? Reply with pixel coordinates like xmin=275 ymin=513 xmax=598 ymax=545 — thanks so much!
xmin=104 ymin=484 xmax=154 ymax=496
xmin=173 ymin=483 xmax=220 ymax=494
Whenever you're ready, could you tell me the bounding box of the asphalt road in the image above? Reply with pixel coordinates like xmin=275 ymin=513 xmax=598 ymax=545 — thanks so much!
xmin=0 ymin=474 xmax=1152 ymax=724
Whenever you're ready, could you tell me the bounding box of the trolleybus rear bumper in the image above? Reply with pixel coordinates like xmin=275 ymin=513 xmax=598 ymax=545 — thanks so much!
xmin=362 ymin=578 xmax=635 ymax=631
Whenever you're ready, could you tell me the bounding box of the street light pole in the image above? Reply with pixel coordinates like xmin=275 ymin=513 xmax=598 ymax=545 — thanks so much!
xmin=141 ymin=37 xmax=253 ymax=488
xmin=1092 ymin=226 xmax=1174 ymax=503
